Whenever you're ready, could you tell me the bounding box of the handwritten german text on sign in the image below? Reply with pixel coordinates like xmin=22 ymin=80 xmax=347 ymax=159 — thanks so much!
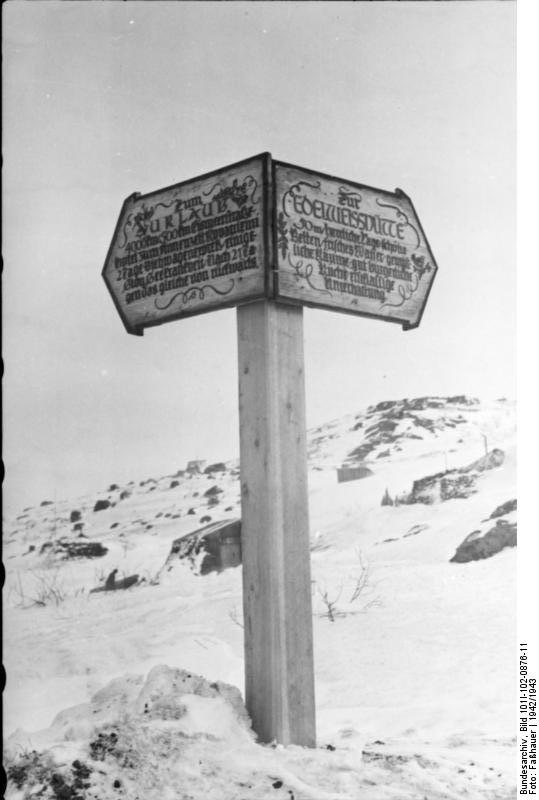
xmin=273 ymin=162 xmax=437 ymax=329
xmin=102 ymin=155 xmax=268 ymax=334
xmin=103 ymin=155 xmax=437 ymax=333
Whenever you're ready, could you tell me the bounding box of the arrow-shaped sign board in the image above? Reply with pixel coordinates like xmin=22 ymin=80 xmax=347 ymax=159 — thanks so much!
xmin=272 ymin=161 xmax=437 ymax=330
xmin=103 ymin=154 xmax=437 ymax=334
xmin=102 ymin=154 xmax=271 ymax=335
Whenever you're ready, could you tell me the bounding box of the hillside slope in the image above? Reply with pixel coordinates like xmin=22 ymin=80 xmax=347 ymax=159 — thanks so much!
xmin=3 ymin=396 xmax=517 ymax=799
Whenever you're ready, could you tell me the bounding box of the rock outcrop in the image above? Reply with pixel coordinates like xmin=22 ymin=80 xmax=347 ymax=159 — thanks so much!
xmin=450 ymin=519 xmax=516 ymax=563
xmin=204 ymin=462 xmax=227 ymax=474
xmin=489 ymin=498 xmax=517 ymax=519
xmin=204 ymin=485 xmax=223 ymax=497
xmin=343 ymin=395 xmax=480 ymax=466
xmin=404 ymin=449 xmax=505 ymax=505
xmin=40 ymin=539 xmax=108 ymax=559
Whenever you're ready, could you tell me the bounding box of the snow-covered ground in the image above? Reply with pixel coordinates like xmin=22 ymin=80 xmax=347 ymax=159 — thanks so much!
xmin=3 ymin=396 xmax=517 ymax=799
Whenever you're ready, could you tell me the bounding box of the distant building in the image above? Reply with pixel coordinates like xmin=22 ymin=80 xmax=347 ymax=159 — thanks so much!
xmin=167 ymin=518 xmax=242 ymax=575
xmin=186 ymin=459 xmax=206 ymax=474
xmin=337 ymin=464 xmax=374 ymax=483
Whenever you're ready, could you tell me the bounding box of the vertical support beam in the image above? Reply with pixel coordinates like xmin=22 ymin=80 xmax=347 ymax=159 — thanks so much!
xmin=237 ymin=299 xmax=316 ymax=747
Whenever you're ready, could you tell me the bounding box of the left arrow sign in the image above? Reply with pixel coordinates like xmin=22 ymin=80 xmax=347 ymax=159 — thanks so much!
xmin=102 ymin=153 xmax=271 ymax=336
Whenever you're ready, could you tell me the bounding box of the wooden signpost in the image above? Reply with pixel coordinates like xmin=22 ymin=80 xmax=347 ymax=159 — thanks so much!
xmin=103 ymin=153 xmax=437 ymax=747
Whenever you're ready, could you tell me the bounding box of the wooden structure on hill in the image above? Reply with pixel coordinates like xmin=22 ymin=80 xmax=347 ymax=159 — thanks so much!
xmin=337 ymin=464 xmax=374 ymax=483
xmin=168 ymin=518 xmax=242 ymax=575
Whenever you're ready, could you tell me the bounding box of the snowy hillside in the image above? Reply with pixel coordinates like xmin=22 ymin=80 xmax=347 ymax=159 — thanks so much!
xmin=3 ymin=396 xmax=517 ymax=799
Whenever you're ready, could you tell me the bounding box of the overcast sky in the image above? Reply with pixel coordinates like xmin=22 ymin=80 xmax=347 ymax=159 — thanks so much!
xmin=4 ymin=1 xmax=518 ymax=512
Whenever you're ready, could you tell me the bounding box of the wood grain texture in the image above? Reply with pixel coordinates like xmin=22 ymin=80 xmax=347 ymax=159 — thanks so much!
xmin=237 ymin=300 xmax=316 ymax=746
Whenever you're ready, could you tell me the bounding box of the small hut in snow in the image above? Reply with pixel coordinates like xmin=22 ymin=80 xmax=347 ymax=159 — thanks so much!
xmin=336 ymin=463 xmax=374 ymax=483
xmin=165 ymin=518 xmax=242 ymax=576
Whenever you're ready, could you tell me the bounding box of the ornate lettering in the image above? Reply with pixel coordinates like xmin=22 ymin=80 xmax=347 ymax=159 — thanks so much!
xmin=113 ymin=170 xmax=263 ymax=316
xmin=278 ymin=171 xmax=432 ymax=311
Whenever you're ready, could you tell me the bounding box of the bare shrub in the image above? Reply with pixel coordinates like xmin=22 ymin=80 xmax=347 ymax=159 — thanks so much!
xmin=317 ymin=584 xmax=344 ymax=622
xmin=349 ymin=548 xmax=370 ymax=603
xmin=10 ymin=568 xmax=76 ymax=608
xmin=228 ymin=604 xmax=244 ymax=629
xmin=314 ymin=549 xmax=379 ymax=621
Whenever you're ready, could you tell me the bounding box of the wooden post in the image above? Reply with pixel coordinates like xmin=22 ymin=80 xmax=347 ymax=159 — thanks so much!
xmin=237 ymin=299 xmax=316 ymax=747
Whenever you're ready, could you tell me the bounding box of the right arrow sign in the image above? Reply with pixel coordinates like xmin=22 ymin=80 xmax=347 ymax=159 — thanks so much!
xmin=273 ymin=161 xmax=438 ymax=329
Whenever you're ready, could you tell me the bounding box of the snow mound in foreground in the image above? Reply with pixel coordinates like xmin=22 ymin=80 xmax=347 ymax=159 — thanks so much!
xmin=6 ymin=665 xmax=515 ymax=800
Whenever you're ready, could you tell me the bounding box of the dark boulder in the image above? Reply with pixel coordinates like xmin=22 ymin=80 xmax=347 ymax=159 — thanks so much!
xmin=41 ymin=539 xmax=108 ymax=559
xmin=93 ymin=499 xmax=111 ymax=512
xmin=204 ymin=485 xmax=223 ymax=497
xmin=489 ymin=498 xmax=517 ymax=519
xmin=450 ymin=519 xmax=517 ymax=563
xmin=204 ymin=462 xmax=227 ymax=474
xmin=70 ymin=510 xmax=81 ymax=523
